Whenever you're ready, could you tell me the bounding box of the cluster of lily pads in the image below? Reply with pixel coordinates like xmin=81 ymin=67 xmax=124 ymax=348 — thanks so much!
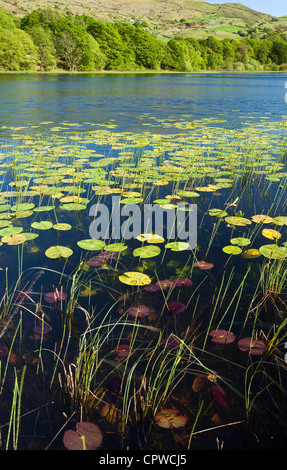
xmin=1 ymin=113 xmax=287 ymax=450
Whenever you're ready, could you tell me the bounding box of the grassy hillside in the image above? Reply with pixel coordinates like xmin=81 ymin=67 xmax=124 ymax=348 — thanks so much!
xmin=0 ymin=0 xmax=286 ymax=39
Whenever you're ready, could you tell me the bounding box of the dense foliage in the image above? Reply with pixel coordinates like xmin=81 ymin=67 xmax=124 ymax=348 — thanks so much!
xmin=0 ymin=7 xmax=287 ymax=72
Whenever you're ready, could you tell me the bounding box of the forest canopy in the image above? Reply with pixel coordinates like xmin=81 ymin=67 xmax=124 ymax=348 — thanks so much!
xmin=0 ymin=7 xmax=287 ymax=72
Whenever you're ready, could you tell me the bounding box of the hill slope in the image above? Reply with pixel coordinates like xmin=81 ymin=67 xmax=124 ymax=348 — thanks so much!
xmin=0 ymin=0 xmax=285 ymax=39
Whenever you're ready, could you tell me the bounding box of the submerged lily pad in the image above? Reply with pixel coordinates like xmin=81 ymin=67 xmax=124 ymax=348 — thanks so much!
xmin=241 ymin=248 xmax=261 ymax=259
xmin=237 ymin=337 xmax=266 ymax=355
xmin=154 ymin=407 xmax=188 ymax=429
xmin=127 ymin=304 xmax=150 ymax=318
xmin=63 ymin=422 xmax=103 ymax=450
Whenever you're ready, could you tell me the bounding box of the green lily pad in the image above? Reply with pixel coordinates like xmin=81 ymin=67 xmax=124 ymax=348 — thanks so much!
xmin=11 ymin=203 xmax=35 ymax=212
xmin=53 ymin=223 xmax=72 ymax=231
xmin=0 ymin=204 xmax=11 ymax=212
xmin=208 ymin=208 xmax=228 ymax=218
xmin=225 ymin=216 xmax=252 ymax=226
xmin=103 ymin=243 xmax=128 ymax=252
xmin=31 ymin=221 xmax=53 ymax=230
xmin=272 ymin=216 xmax=287 ymax=226
xmin=133 ymin=245 xmax=161 ymax=258
xmin=222 ymin=245 xmax=242 ymax=255
xmin=34 ymin=205 xmax=56 ymax=212
xmin=60 ymin=203 xmax=87 ymax=211
xmin=21 ymin=232 xmax=39 ymax=240
xmin=45 ymin=245 xmax=73 ymax=259
xmin=165 ymin=241 xmax=190 ymax=251
xmin=0 ymin=226 xmax=23 ymax=236
xmin=230 ymin=237 xmax=251 ymax=247
xmin=259 ymin=244 xmax=287 ymax=260
xmin=77 ymin=239 xmax=106 ymax=251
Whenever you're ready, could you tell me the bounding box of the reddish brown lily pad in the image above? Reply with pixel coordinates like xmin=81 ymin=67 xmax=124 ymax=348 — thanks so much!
xmin=237 ymin=337 xmax=266 ymax=355
xmin=114 ymin=344 xmax=134 ymax=357
xmin=127 ymin=304 xmax=150 ymax=318
xmin=63 ymin=422 xmax=103 ymax=450
xmin=193 ymin=261 xmax=214 ymax=270
xmin=171 ymin=278 xmax=193 ymax=287
xmin=209 ymin=329 xmax=236 ymax=344
xmin=166 ymin=301 xmax=186 ymax=315
xmin=154 ymin=407 xmax=188 ymax=429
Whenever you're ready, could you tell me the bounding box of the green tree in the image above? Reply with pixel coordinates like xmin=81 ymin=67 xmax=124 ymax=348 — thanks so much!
xmin=0 ymin=28 xmax=38 ymax=70
xmin=28 ymin=25 xmax=56 ymax=70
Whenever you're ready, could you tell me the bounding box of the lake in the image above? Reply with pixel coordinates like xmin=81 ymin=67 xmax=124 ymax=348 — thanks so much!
xmin=0 ymin=72 xmax=287 ymax=135
xmin=0 ymin=72 xmax=287 ymax=451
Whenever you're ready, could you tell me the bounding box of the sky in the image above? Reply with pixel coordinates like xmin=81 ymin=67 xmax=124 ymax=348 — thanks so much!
xmin=206 ymin=1 xmax=287 ymax=17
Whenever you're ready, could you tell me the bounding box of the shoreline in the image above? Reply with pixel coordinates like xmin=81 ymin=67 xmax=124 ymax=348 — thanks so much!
xmin=0 ymin=69 xmax=286 ymax=75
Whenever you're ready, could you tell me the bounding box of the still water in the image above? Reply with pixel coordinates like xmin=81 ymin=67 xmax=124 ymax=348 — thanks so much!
xmin=0 ymin=72 xmax=287 ymax=133
xmin=0 ymin=73 xmax=287 ymax=451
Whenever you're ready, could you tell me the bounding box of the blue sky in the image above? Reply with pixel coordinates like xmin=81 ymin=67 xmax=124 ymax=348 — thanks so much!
xmin=207 ymin=1 xmax=287 ymax=17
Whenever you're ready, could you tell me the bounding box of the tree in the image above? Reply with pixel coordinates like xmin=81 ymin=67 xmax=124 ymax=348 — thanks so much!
xmin=28 ymin=25 xmax=56 ymax=70
xmin=0 ymin=28 xmax=38 ymax=70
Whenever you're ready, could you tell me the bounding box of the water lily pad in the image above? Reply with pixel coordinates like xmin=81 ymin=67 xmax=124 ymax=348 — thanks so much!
xmin=45 ymin=245 xmax=73 ymax=259
xmin=136 ymin=233 xmax=165 ymax=243
xmin=208 ymin=208 xmax=228 ymax=218
xmin=259 ymin=244 xmax=287 ymax=259
xmin=60 ymin=203 xmax=86 ymax=211
xmin=63 ymin=422 xmax=103 ymax=450
xmin=1 ymin=234 xmax=27 ymax=245
xmin=209 ymin=329 xmax=236 ymax=344
xmin=262 ymin=228 xmax=281 ymax=240
xmin=167 ymin=301 xmax=186 ymax=315
xmin=0 ymin=226 xmax=23 ymax=236
xmin=11 ymin=203 xmax=35 ymax=212
xmin=172 ymin=278 xmax=193 ymax=287
xmin=77 ymin=239 xmax=106 ymax=251
xmin=251 ymin=214 xmax=273 ymax=224
xmin=33 ymin=205 xmax=56 ymax=212
xmin=154 ymin=407 xmax=188 ymax=429
xmin=225 ymin=216 xmax=252 ymax=226
xmin=44 ymin=290 xmax=68 ymax=303
xmin=127 ymin=304 xmax=150 ymax=318
xmin=222 ymin=245 xmax=242 ymax=255
xmin=165 ymin=241 xmax=190 ymax=251
xmin=31 ymin=221 xmax=53 ymax=230
xmin=53 ymin=223 xmax=72 ymax=231
xmin=133 ymin=245 xmax=161 ymax=258
xmin=237 ymin=337 xmax=266 ymax=355
xmin=241 ymin=248 xmax=261 ymax=259
xmin=119 ymin=271 xmax=152 ymax=286
xmin=230 ymin=237 xmax=251 ymax=247
xmin=272 ymin=216 xmax=287 ymax=226
xmin=103 ymin=243 xmax=128 ymax=252
xmin=193 ymin=260 xmax=214 ymax=270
